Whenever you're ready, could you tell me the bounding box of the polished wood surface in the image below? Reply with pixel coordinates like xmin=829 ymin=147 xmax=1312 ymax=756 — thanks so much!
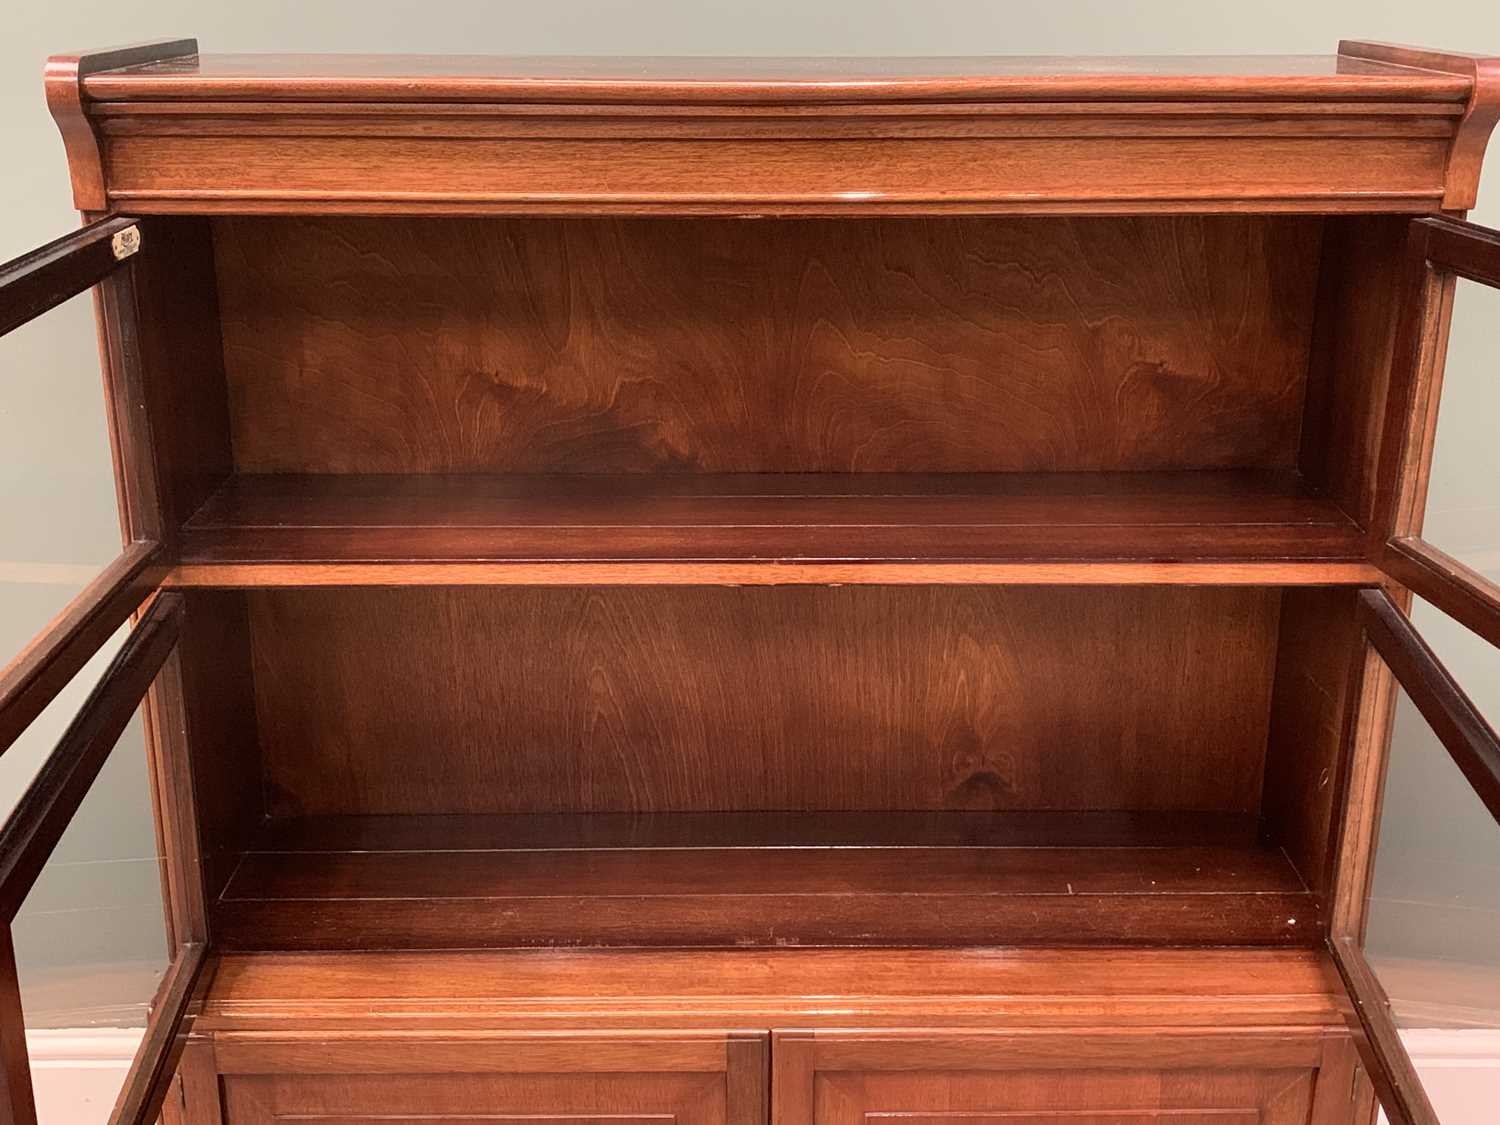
xmin=1327 ymin=936 xmax=1440 ymax=1125
xmin=0 ymin=214 xmax=140 ymax=336
xmin=179 ymin=470 xmax=1363 ymax=568
xmin=0 ymin=593 xmax=181 ymax=921
xmin=0 ymin=541 xmax=161 ymax=754
xmin=29 ymin=39 xmax=1500 ymax=1125
xmin=773 ymin=1027 xmax=1341 ymax=1125
xmin=75 ymin=52 xmax=1478 ymax=103
xmin=1262 ymin=588 xmax=1362 ymax=909
xmin=219 ymin=1033 xmax=759 ymax=1125
xmin=43 ymin=40 xmax=198 ymax=209
xmin=53 ymin=47 xmax=1495 ymax=214
xmin=212 ymin=215 xmax=1321 ymax=474
xmin=1340 ymin=40 xmax=1500 ymax=208
xmin=244 ymin=586 xmax=1280 ymax=816
xmin=1360 ymin=590 xmax=1500 ymax=825
xmin=212 ymin=812 xmax=1314 ymax=950
xmin=197 ymin=947 xmax=1345 ymax=1032
xmin=107 ymin=942 xmax=212 ymax=1125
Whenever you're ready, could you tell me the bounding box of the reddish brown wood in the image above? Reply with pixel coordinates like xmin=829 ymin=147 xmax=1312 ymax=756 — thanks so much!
xmin=212 ymin=216 xmax=1322 ymax=475
xmin=44 ymin=39 xmax=198 ymax=210
xmin=1359 ymin=589 xmax=1500 ymax=825
xmin=773 ymin=1026 xmax=1333 ymax=1125
xmin=1298 ymin=215 xmax=1410 ymax=527
xmin=1383 ymin=536 xmax=1500 ymax=648
xmin=74 ymin=53 xmax=1478 ymax=104
xmin=0 ymin=214 xmax=142 ymax=335
xmin=108 ymin=942 xmax=212 ymax=1125
xmin=0 ymin=540 xmax=162 ymax=755
xmin=0 ymin=929 xmax=36 ymax=1125
xmin=1339 ymin=41 xmax=1500 ymax=209
xmin=179 ymin=470 xmax=1363 ymax=567
xmin=211 ymin=826 xmax=1316 ymax=950
xmin=1262 ymin=588 xmax=1362 ymax=906
xmin=196 ymin=947 xmax=1344 ymax=1032
xmin=215 ymin=1031 xmax=749 ymax=1125
xmin=127 ymin=215 xmax=236 ymax=538
xmin=174 ymin=591 xmax=265 ymax=910
xmin=244 ymin=586 xmax=1281 ymax=817
xmin=1326 ymin=935 xmax=1440 ymax=1125
xmin=255 ymin=809 xmax=1264 ymax=852
xmin=0 ymin=592 xmax=183 ymax=921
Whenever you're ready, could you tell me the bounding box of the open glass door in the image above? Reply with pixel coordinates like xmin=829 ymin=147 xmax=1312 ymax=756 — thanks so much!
xmin=0 ymin=220 xmax=206 ymax=1124
xmin=1327 ymin=215 xmax=1500 ymax=1125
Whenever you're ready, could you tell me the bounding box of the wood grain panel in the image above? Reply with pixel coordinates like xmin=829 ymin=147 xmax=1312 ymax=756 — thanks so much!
xmin=245 ymin=585 xmax=1281 ymax=816
xmin=212 ymin=216 xmax=1322 ymax=474
xmin=775 ymin=1029 xmax=1332 ymax=1125
xmin=1262 ymin=587 xmax=1361 ymax=906
xmin=1299 ymin=215 xmax=1409 ymax=527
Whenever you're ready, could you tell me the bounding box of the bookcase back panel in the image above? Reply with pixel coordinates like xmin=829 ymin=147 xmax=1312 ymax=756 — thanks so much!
xmin=246 ymin=585 xmax=1280 ymax=816
xmin=213 ymin=215 xmax=1323 ymax=475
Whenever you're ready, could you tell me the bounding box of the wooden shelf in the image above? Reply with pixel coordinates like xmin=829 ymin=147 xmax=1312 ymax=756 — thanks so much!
xmin=212 ymin=811 xmax=1318 ymax=951
xmin=174 ymin=470 xmax=1373 ymax=586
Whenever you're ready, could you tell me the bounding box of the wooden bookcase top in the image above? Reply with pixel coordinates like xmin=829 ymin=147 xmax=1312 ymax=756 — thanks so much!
xmin=44 ymin=39 xmax=1500 ymax=215
xmin=72 ymin=51 xmax=1475 ymax=103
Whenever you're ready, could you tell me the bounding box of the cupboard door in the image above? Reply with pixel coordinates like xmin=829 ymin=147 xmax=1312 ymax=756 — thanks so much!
xmin=0 ymin=593 xmax=207 ymax=1125
xmin=1327 ymin=590 xmax=1500 ymax=1125
xmin=215 ymin=1032 xmax=768 ymax=1125
xmin=771 ymin=1030 xmax=1358 ymax=1125
xmin=0 ymin=216 xmax=168 ymax=753
xmin=1375 ymin=216 xmax=1500 ymax=648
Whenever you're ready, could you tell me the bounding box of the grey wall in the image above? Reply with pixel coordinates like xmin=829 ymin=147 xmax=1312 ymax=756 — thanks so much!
xmin=1 ymin=0 xmax=1498 ymax=1030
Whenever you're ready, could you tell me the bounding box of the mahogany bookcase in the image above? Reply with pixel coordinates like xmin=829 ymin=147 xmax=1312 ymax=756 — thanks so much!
xmin=0 ymin=36 xmax=1498 ymax=1125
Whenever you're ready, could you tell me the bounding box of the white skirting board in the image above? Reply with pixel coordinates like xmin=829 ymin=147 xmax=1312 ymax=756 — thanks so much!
xmin=22 ymin=1026 xmax=1500 ymax=1125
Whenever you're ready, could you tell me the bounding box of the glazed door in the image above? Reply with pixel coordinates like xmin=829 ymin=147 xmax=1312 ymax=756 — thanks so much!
xmin=1327 ymin=215 xmax=1500 ymax=1125
xmin=0 ymin=218 xmax=204 ymax=1124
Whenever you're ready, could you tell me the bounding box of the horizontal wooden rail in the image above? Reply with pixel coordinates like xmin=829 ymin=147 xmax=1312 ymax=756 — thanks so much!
xmin=0 ymin=215 xmax=143 ymax=337
xmin=1385 ymin=537 xmax=1500 ymax=649
xmin=1416 ymin=213 xmax=1500 ymax=287
xmin=0 ymin=593 xmax=182 ymax=922
xmin=0 ymin=541 xmax=164 ymax=755
xmin=1358 ymin=588 xmax=1500 ymax=825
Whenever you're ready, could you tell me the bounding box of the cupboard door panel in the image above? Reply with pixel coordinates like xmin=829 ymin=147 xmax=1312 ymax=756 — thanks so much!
xmin=1325 ymin=590 xmax=1500 ymax=1125
xmin=1377 ymin=216 xmax=1500 ymax=649
xmin=773 ymin=1031 xmax=1352 ymax=1125
xmin=218 ymin=1033 xmax=765 ymax=1125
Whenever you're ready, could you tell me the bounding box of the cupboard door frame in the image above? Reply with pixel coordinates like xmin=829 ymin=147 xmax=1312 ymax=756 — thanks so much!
xmin=771 ymin=1028 xmax=1354 ymax=1125
xmin=0 ymin=215 xmax=167 ymax=753
xmin=1375 ymin=215 xmax=1500 ymax=648
xmin=0 ymin=592 xmax=211 ymax=1125
xmin=0 ymin=213 xmax=211 ymax=1125
xmin=1326 ymin=590 xmax=1500 ymax=1125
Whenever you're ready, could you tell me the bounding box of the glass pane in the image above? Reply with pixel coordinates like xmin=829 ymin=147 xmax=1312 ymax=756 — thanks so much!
xmin=1420 ymin=277 xmax=1500 ymax=587
xmin=7 ymin=683 xmax=168 ymax=1124
xmin=1364 ymin=650 xmax=1500 ymax=1124
xmin=0 ymin=283 xmax=132 ymax=806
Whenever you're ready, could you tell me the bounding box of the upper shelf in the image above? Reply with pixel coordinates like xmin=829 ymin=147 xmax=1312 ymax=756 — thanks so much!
xmin=171 ymin=469 xmax=1375 ymax=587
xmin=45 ymin=39 xmax=1500 ymax=215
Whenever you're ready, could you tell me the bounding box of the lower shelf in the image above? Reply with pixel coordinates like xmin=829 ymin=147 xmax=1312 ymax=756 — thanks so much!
xmin=213 ymin=812 xmax=1317 ymax=950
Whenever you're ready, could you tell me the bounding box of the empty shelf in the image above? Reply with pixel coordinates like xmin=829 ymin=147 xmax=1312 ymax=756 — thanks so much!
xmin=213 ymin=811 xmax=1317 ymax=951
xmin=175 ymin=470 xmax=1371 ymax=586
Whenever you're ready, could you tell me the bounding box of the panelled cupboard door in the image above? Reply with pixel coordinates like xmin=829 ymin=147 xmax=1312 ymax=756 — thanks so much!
xmin=215 ymin=1032 xmax=769 ymax=1125
xmin=0 ymin=216 xmax=196 ymax=1125
xmin=1334 ymin=214 xmax=1500 ymax=1125
xmin=770 ymin=1030 xmax=1362 ymax=1125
